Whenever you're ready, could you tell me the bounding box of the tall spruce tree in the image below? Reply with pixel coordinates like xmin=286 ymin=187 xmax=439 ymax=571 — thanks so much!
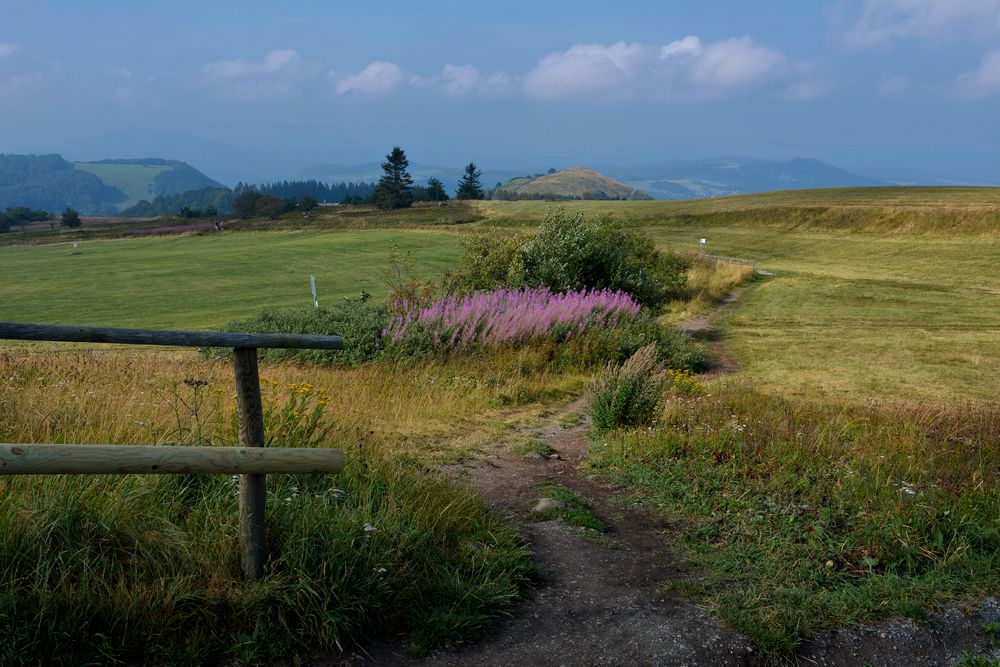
xmin=455 ymin=162 xmax=484 ymax=200
xmin=426 ymin=177 xmax=449 ymax=201
xmin=373 ymin=146 xmax=414 ymax=210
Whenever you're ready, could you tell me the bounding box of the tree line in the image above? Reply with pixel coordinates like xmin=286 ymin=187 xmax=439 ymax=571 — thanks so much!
xmin=239 ymin=179 xmax=377 ymax=204
xmin=0 ymin=206 xmax=83 ymax=232
xmin=371 ymin=146 xmax=484 ymax=210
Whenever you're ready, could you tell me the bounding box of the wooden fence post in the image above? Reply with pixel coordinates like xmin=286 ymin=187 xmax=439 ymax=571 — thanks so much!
xmin=233 ymin=347 xmax=267 ymax=579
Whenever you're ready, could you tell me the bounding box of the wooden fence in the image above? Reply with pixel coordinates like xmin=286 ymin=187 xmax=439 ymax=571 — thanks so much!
xmin=0 ymin=321 xmax=344 ymax=579
xmin=697 ymin=252 xmax=757 ymax=271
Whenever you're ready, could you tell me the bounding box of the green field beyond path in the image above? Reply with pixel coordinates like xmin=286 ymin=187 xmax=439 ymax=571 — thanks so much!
xmin=1 ymin=192 xmax=998 ymax=402
xmin=641 ymin=225 xmax=1000 ymax=402
xmin=0 ymin=230 xmax=461 ymax=329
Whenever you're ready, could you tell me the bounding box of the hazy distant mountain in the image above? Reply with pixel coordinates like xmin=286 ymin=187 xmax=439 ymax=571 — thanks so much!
xmin=0 ymin=154 xmax=127 ymax=214
xmin=76 ymin=159 xmax=225 ymax=209
xmin=0 ymin=154 xmax=224 ymax=214
xmin=606 ymin=157 xmax=885 ymax=199
xmin=496 ymin=167 xmax=652 ymax=200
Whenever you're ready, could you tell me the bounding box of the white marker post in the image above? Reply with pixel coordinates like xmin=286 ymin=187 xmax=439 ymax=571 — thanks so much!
xmin=310 ymin=275 xmax=318 ymax=308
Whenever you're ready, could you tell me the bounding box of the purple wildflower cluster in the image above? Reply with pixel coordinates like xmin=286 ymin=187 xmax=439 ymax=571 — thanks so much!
xmin=385 ymin=287 xmax=640 ymax=351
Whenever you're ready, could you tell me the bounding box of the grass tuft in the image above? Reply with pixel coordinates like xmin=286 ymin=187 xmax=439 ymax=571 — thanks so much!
xmin=530 ymin=483 xmax=607 ymax=537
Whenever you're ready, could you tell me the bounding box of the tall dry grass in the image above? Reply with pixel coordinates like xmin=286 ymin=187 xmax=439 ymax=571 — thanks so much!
xmin=0 ymin=347 xmax=583 ymax=664
xmin=664 ymin=255 xmax=755 ymax=320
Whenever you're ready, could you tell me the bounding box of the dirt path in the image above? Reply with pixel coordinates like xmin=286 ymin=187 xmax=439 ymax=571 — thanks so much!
xmin=677 ymin=288 xmax=747 ymax=378
xmin=340 ymin=399 xmax=756 ymax=666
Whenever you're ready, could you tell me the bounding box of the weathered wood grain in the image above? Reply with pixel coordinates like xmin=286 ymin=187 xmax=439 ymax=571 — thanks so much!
xmin=0 ymin=322 xmax=343 ymax=350
xmin=234 ymin=347 xmax=268 ymax=579
xmin=0 ymin=444 xmax=345 ymax=475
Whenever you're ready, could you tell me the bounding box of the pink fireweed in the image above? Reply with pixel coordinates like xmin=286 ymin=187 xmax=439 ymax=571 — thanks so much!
xmin=384 ymin=287 xmax=640 ymax=350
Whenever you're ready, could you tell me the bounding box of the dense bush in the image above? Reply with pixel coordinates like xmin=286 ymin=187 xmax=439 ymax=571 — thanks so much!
xmin=450 ymin=230 xmax=528 ymax=290
xmin=451 ymin=210 xmax=689 ymax=309
xmin=588 ymin=345 xmax=663 ymax=431
xmin=579 ymin=313 xmax=708 ymax=371
xmin=224 ymin=287 xmax=706 ymax=373
xmin=385 ymin=287 xmax=640 ymax=351
xmin=223 ymin=298 xmax=388 ymax=366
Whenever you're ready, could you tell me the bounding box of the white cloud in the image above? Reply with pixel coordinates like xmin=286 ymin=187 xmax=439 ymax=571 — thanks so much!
xmin=0 ymin=42 xmax=16 ymax=59
xmin=333 ymin=61 xmax=406 ymax=95
xmin=202 ymin=49 xmax=300 ymax=81
xmin=522 ymin=36 xmax=790 ymax=100
xmin=660 ymin=35 xmax=702 ymax=59
xmin=522 ymin=42 xmax=651 ymax=98
xmin=440 ymin=64 xmax=479 ymax=95
xmin=436 ymin=64 xmax=515 ymax=96
xmin=842 ymin=0 xmax=1000 ymax=49
xmin=956 ymin=48 xmax=1000 ymax=97
xmin=687 ymin=36 xmax=785 ymax=89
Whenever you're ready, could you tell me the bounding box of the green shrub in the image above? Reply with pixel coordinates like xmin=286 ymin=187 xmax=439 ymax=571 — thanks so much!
xmin=448 ymin=230 xmax=528 ymax=292
xmin=223 ymin=297 xmax=388 ymax=366
xmin=588 ymin=344 xmax=663 ymax=431
xmin=551 ymin=313 xmax=707 ymax=372
xmin=452 ymin=210 xmax=689 ymax=309
xmin=514 ymin=210 xmax=688 ymax=308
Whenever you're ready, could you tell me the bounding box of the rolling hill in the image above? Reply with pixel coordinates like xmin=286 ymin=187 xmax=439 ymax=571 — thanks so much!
xmin=74 ymin=159 xmax=226 ymax=209
xmin=494 ymin=167 xmax=652 ymax=200
xmin=0 ymin=154 xmax=224 ymax=215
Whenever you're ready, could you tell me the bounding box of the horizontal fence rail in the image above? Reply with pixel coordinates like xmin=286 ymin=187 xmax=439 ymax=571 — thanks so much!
xmin=0 ymin=444 xmax=345 ymax=475
xmin=0 ymin=322 xmax=343 ymax=350
xmin=697 ymin=252 xmax=757 ymax=270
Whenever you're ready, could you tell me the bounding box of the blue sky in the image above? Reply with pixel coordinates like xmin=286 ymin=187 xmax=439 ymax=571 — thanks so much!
xmin=2 ymin=0 xmax=999 ymax=183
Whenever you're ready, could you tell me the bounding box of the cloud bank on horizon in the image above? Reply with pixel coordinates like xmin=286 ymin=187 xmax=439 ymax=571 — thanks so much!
xmin=181 ymin=0 xmax=1000 ymax=104
xmin=3 ymin=0 xmax=999 ymax=106
xmin=2 ymin=0 xmax=1000 ymax=182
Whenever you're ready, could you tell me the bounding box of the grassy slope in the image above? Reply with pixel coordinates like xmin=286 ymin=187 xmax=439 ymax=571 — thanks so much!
xmin=74 ymin=163 xmax=172 ymax=209
xmin=479 ymin=192 xmax=1000 ymax=402
xmin=0 ymin=229 xmax=462 ymax=329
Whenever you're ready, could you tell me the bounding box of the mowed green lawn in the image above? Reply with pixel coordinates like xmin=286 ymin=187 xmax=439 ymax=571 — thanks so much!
xmin=641 ymin=224 xmax=1000 ymax=402
xmin=0 ymin=229 xmax=462 ymax=329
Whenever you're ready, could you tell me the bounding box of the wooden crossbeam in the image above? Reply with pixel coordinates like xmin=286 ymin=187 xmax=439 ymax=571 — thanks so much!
xmin=0 ymin=444 xmax=345 ymax=475
xmin=0 ymin=321 xmax=343 ymax=350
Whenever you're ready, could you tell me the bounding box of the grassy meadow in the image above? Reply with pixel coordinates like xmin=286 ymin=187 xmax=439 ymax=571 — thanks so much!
xmin=0 ymin=229 xmax=462 ymax=328
xmin=74 ymin=162 xmax=172 ymax=209
xmin=1 ymin=188 xmax=998 ymax=661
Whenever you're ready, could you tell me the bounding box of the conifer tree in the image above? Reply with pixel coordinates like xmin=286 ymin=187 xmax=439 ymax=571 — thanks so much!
xmin=455 ymin=162 xmax=484 ymax=200
xmin=426 ymin=177 xmax=449 ymax=201
xmin=373 ymin=146 xmax=414 ymax=210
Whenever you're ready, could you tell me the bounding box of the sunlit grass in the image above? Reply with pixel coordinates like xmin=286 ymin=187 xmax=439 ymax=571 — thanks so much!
xmin=587 ymin=380 xmax=1000 ymax=655
xmin=0 ymin=348 xmax=586 ymax=663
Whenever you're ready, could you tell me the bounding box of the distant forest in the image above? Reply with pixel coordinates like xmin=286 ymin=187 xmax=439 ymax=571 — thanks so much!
xmin=121 ymin=180 xmax=378 ymax=217
xmin=237 ymin=180 xmax=376 ymax=204
xmin=122 ymin=188 xmax=235 ymax=217
xmin=0 ymin=154 xmax=125 ymax=215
